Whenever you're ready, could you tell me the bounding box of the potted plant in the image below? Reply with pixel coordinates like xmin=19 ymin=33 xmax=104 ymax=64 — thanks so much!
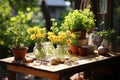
xmin=6 ymin=10 xmax=33 ymax=61
xmin=96 ymin=29 xmax=116 ymax=44
xmin=7 ymin=23 xmax=28 ymax=61
xmin=60 ymin=6 xmax=96 ymax=39
xmin=96 ymin=29 xmax=116 ymax=53
xmin=59 ymin=7 xmax=96 ymax=56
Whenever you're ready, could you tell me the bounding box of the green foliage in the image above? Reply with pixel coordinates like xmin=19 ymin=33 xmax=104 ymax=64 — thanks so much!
xmin=0 ymin=0 xmax=12 ymax=48
xmin=50 ymin=18 xmax=60 ymax=35
xmin=60 ymin=7 xmax=95 ymax=32
xmin=96 ymin=29 xmax=116 ymax=42
xmin=6 ymin=9 xmax=34 ymax=48
xmin=7 ymin=0 xmax=39 ymax=13
xmin=0 ymin=0 xmax=42 ymax=49
xmin=57 ymin=9 xmax=70 ymax=26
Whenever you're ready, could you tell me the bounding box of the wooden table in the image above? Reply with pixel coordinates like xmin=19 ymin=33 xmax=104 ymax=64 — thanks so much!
xmin=0 ymin=53 xmax=120 ymax=80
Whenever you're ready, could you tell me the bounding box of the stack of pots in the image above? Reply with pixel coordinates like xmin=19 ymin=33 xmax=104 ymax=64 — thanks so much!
xmin=69 ymin=30 xmax=97 ymax=56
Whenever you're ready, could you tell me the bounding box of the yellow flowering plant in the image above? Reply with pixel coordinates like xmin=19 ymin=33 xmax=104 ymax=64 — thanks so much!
xmin=27 ymin=26 xmax=47 ymax=44
xmin=48 ymin=18 xmax=78 ymax=46
xmin=48 ymin=30 xmax=77 ymax=46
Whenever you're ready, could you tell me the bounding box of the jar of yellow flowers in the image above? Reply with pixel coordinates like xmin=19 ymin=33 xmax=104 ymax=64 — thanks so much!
xmin=48 ymin=30 xmax=77 ymax=59
xmin=27 ymin=26 xmax=54 ymax=60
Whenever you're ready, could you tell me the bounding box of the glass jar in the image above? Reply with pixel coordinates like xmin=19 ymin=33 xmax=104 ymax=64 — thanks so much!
xmin=42 ymin=42 xmax=55 ymax=57
xmin=55 ymin=45 xmax=69 ymax=59
xmin=33 ymin=42 xmax=55 ymax=60
xmin=33 ymin=43 xmax=46 ymax=60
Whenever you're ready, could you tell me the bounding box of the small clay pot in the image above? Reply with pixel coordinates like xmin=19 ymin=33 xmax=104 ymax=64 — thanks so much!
xmin=79 ymin=30 xmax=87 ymax=39
xmin=78 ymin=46 xmax=88 ymax=56
xmin=87 ymin=45 xmax=97 ymax=54
xmin=68 ymin=46 xmax=78 ymax=56
xmin=11 ymin=46 xmax=28 ymax=61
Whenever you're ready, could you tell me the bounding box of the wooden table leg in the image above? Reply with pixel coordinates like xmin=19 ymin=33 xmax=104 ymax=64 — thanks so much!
xmin=8 ymin=70 xmax=16 ymax=80
xmin=50 ymin=73 xmax=61 ymax=80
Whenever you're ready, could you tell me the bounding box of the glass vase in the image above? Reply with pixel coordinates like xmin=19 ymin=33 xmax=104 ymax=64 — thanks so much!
xmin=33 ymin=43 xmax=46 ymax=60
xmin=55 ymin=45 xmax=69 ymax=59
xmin=33 ymin=42 xmax=55 ymax=60
xmin=41 ymin=42 xmax=55 ymax=57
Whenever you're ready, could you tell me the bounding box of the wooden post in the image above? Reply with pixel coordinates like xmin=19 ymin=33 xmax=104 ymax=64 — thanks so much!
xmin=8 ymin=71 xmax=16 ymax=80
xmin=41 ymin=0 xmax=52 ymax=31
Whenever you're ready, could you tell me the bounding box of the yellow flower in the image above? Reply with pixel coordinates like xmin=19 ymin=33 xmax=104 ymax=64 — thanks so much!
xmin=41 ymin=34 xmax=46 ymax=38
xmin=48 ymin=35 xmax=56 ymax=43
xmin=47 ymin=30 xmax=77 ymax=45
xmin=30 ymin=34 xmax=36 ymax=40
xmin=36 ymin=33 xmax=42 ymax=38
xmin=27 ymin=28 xmax=32 ymax=33
xmin=66 ymin=39 xmax=72 ymax=45
xmin=33 ymin=26 xmax=40 ymax=33
xmin=58 ymin=32 xmax=66 ymax=38
xmin=70 ymin=33 xmax=76 ymax=38
xmin=51 ymin=37 xmax=57 ymax=43
xmin=27 ymin=26 xmax=47 ymax=44
xmin=48 ymin=32 xmax=54 ymax=36
xmin=58 ymin=35 xmax=64 ymax=42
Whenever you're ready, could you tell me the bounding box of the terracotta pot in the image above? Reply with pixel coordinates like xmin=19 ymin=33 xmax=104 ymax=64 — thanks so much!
xmin=68 ymin=46 xmax=78 ymax=56
xmin=11 ymin=47 xmax=28 ymax=61
xmin=79 ymin=30 xmax=87 ymax=39
xmin=78 ymin=46 xmax=88 ymax=56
